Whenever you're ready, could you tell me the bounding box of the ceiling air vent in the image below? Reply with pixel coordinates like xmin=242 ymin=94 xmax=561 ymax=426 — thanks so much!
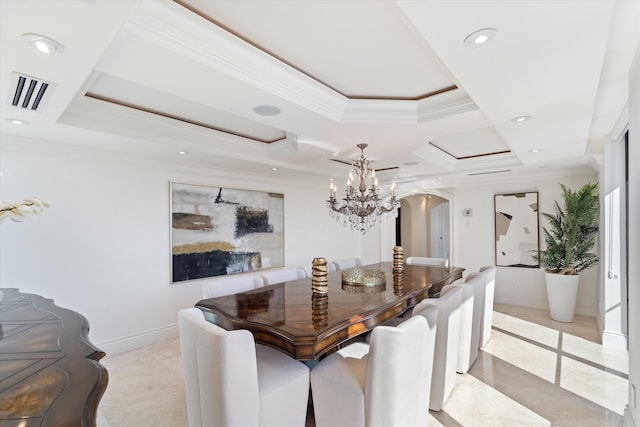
xmin=468 ymin=169 xmax=511 ymax=176
xmin=8 ymin=72 xmax=54 ymax=111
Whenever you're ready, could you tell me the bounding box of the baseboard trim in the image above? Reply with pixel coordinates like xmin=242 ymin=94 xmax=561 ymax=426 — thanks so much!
xmin=597 ymin=313 xmax=604 ymax=340
xmin=494 ymin=296 xmax=548 ymax=311
xmin=624 ymin=406 xmax=637 ymax=427
xmin=97 ymin=324 xmax=179 ymax=356
xmin=494 ymin=297 xmax=598 ymax=317
xmin=602 ymin=330 xmax=628 ymax=349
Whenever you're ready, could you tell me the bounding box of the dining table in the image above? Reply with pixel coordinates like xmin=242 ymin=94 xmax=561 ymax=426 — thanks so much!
xmin=195 ymin=261 xmax=464 ymax=360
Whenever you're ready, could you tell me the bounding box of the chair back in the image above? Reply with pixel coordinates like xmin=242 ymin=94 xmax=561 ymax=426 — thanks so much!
xmin=178 ymin=308 xmax=260 ymax=427
xmin=260 ymin=267 xmax=305 ymax=285
xmin=461 ymin=273 xmax=485 ymax=370
xmin=405 ymin=256 xmax=449 ymax=267
xmin=332 ymin=258 xmax=363 ymax=271
xmin=412 ymin=286 xmax=462 ymax=410
xmin=441 ymin=283 xmax=475 ymax=374
xmin=479 ymin=266 xmax=496 ymax=346
xmin=366 ymin=310 xmax=436 ymax=427
xmin=201 ymin=274 xmax=263 ymax=299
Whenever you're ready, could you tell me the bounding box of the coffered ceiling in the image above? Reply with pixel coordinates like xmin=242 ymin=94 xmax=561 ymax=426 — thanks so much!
xmin=1 ymin=0 xmax=638 ymax=190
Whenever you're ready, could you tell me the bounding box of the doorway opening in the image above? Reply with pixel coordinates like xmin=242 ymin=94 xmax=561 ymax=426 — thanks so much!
xmin=396 ymin=193 xmax=450 ymax=260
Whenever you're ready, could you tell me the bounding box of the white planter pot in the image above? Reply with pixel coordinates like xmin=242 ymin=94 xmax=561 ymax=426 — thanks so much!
xmin=545 ymin=272 xmax=580 ymax=322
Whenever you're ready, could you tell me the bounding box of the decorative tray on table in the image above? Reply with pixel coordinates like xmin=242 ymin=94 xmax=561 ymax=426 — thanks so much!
xmin=341 ymin=268 xmax=386 ymax=294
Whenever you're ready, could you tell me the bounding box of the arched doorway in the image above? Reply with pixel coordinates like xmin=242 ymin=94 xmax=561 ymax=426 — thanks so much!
xmin=396 ymin=193 xmax=450 ymax=260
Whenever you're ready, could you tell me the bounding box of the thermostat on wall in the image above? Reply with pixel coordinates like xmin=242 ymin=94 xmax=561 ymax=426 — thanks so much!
xmin=462 ymin=208 xmax=473 ymax=217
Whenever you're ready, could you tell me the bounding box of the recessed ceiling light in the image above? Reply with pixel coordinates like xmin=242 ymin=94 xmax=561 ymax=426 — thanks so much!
xmin=272 ymin=167 xmax=278 ymax=171
xmin=252 ymin=105 xmax=281 ymax=116
xmin=403 ymin=161 xmax=419 ymax=166
xmin=436 ymin=176 xmax=443 ymax=181
xmin=511 ymin=115 xmax=532 ymax=123
xmin=22 ymin=33 xmax=64 ymax=55
xmin=463 ymin=28 xmax=497 ymax=48
xmin=177 ymin=150 xmax=189 ymax=155
xmin=529 ymin=148 xmax=542 ymax=153
xmin=6 ymin=118 xmax=30 ymax=126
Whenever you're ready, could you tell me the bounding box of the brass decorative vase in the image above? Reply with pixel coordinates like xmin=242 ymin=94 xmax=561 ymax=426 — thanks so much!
xmin=312 ymin=294 xmax=329 ymax=329
xmin=311 ymin=257 xmax=329 ymax=294
xmin=393 ymin=246 xmax=404 ymax=274
xmin=393 ymin=273 xmax=404 ymax=296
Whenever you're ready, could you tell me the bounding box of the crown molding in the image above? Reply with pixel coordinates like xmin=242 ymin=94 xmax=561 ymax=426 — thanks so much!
xmin=59 ymin=95 xmax=269 ymax=161
xmin=610 ymin=102 xmax=629 ymax=142
xmin=124 ymin=1 xmax=477 ymax=126
xmin=0 ymin=132 xmax=328 ymax=189
xmin=412 ymin=143 xmax=457 ymax=171
xmin=341 ymin=99 xmax=417 ymax=123
xmin=454 ymin=151 xmax=521 ymax=171
xmin=125 ymin=1 xmax=348 ymax=122
xmin=416 ymin=89 xmax=478 ymax=123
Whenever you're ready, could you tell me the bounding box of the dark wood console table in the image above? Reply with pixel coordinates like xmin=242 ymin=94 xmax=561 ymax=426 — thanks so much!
xmin=0 ymin=288 xmax=108 ymax=427
xmin=196 ymin=262 xmax=463 ymax=360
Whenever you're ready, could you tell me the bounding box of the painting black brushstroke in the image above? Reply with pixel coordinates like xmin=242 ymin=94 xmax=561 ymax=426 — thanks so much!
xmin=235 ymin=206 xmax=273 ymax=237
xmin=173 ymin=250 xmax=261 ymax=282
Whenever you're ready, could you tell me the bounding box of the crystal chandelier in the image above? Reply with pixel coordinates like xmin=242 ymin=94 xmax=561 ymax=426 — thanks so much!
xmin=327 ymin=144 xmax=399 ymax=234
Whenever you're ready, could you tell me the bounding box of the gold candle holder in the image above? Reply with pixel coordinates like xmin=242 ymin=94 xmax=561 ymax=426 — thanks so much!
xmin=393 ymin=273 xmax=405 ymax=296
xmin=393 ymin=246 xmax=404 ymax=274
xmin=311 ymin=257 xmax=329 ymax=294
xmin=312 ymin=294 xmax=329 ymax=330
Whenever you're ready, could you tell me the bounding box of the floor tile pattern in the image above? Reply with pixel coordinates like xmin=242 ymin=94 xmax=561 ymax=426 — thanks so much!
xmin=98 ymin=304 xmax=628 ymax=427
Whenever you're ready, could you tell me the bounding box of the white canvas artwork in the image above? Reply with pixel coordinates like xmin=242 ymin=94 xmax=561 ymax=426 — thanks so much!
xmin=494 ymin=192 xmax=539 ymax=268
xmin=171 ymin=182 xmax=284 ymax=282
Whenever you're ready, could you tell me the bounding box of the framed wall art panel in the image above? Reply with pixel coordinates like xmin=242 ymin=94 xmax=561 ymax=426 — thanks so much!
xmin=494 ymin=191 xmax=539 ymax=268
xmin=170 ymin=182 xmax=284 ymax=283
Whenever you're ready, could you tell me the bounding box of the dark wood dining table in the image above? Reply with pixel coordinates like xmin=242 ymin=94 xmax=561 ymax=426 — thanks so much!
xmin=195 ymin=262 xmax=464 ymax=360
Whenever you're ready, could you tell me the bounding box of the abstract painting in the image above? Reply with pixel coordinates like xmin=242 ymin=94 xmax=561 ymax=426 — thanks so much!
xmin=494 ymin=192 xmax=539 ymax=268
xmin=171 ymin=182 xmax=284 ymax=282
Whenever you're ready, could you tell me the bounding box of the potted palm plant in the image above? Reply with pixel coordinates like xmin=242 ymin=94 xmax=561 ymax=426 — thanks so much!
xmin=533 ymin=182 xmax=599 ymax=322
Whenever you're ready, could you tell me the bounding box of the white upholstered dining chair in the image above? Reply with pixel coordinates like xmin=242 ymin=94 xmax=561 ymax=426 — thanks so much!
xmin=259 ymin=267 xmax=305 ymax=285
xmin=178 ymin=308 xmax=310 ymax=427
xmin=331 ymin=257 xmax=363 ymax=271
xmin=455 ymin=273 xmax=484 ymax=373
xmin=405 ymin=256 xmax=449 ymax=267
xmin=201 ymin=274 xmax=263 ymax=299
xmin=411 ymin=285 xmax=462 ymax=411
xmin=479 ymin=266 xmax=496 ymax=347
xmin=311 ymin=309 xmax=437 ymax=427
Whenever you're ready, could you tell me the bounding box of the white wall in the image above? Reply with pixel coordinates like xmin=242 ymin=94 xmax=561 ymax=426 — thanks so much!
xmin=452 ymin=173 xmax=600 ymax=317
xmin=0 ymin=137 xmax=361 ymax=354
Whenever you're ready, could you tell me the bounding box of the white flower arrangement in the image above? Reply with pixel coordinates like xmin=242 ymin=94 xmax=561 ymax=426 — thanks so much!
xmin=0 ymin=197 xmax=50 ymax=223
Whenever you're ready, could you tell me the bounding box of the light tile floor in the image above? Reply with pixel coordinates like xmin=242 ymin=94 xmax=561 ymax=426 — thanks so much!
xmin=97 ymin=304 xmax=628 ymax=427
